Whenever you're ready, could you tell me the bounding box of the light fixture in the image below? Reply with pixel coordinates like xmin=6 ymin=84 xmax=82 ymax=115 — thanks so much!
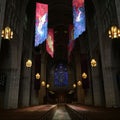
xmin=49 ymin=91 xmax=55 ymax=94
xmin=68 ymin=90 xmax=74 ymax=94
xmin=35 ymin=73 xmax=40 ymax=79
xmin=82 ymin=72 xmax=87 ymax=79
xmin=108 ymin=26 xmax=120 ymax=39
xmin=41 ymin=81 xmax=46 ymax=86
xmin=1 ymin=26 xmax=13 ymax=40
xmin=26 ymin=59 xmax=32 ymax=68
xmin=73 ymin=83 xmax=76 ymax=88
xmin=77 ymin=80 xmax=82 ymax=86
xmin=91 ymin=59 xmax=97 ymax=67
xmin=46 ymin=84 xmax=50 ymax=88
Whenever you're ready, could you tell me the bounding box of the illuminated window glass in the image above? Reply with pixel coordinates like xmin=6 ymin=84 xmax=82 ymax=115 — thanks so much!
xmin=54 ymin=64 xmax=68 ymax=87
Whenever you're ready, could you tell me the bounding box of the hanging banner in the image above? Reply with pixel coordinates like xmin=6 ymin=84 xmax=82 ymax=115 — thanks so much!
xmin=46 ymin=28 xmax=54 ymax=58
xmin=73 ymin=0 xmax=85 ymax=40
xmin=35 ymin=2 xmax=48 ymax=47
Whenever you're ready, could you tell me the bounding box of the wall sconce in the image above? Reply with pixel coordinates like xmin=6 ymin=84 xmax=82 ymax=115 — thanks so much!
xmin=41 ymin=81 xmax=46 ymax=86
xmin=1 ymin=27 xmax=13 ymax=40
xmin=91 ymin=59 xmax=97 ymax=67
xmin=82 ymin=72 xmax=87 ymax=79
xmin=73 ymin=83 xmax=76 ymax=88
xmin=108 ymin=26 xmax=120 ymax=39
xmin=77 ymin=80 xmax=82 ymax=86
xmin=26 ymin=59 xmax=32 ymax=68
xmin=46 ymin=84 xmax=50 ymax=88
xmin=35 ymin=73 xmax=40 ymax=79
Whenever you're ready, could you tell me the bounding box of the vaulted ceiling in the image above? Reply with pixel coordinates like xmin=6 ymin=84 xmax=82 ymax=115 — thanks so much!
xmin=27 ymin=0 xmax=95 ymax=63
xmin=47 ymin=0 xmax=73 ymax=63
xmin=31 ymin=0 xmax=73 ymax=63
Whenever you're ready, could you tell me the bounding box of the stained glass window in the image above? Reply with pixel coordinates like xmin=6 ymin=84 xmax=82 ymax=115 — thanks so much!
xmin=54 ymin=64 xmax=68 ymax=87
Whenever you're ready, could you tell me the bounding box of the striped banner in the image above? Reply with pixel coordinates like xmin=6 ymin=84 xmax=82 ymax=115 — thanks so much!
xmin=46 ymin=28 xmax=54 ymax=58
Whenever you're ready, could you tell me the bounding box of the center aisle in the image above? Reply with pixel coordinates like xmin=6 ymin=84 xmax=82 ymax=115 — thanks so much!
xmin=52 ymin=104 xmax=71 ymax=120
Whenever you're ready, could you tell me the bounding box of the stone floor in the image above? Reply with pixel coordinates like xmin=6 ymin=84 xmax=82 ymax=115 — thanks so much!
xmin=0 ymin=104 xmax=120 ymax=120
xmin=52 ymin=105 xmax=71 ymax=120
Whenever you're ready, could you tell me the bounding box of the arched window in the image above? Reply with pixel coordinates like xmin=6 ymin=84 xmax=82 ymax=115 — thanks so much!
xmin=54 ymin=64 xmax=68 ymax=87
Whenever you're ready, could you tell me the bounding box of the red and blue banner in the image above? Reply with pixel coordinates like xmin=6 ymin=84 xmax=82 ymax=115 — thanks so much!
xmin=35 ymin=2 xmax=48 ymax=47
xmin=46 ymin=28 xmax=54 ymax=58
xmin=73 ymin=0 xmax=85 ymax=40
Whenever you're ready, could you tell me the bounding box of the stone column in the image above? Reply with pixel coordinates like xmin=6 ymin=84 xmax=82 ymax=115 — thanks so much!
xmin=87 ymin=18 xmax=105 ymax=106
xmin=115 ymin=0 xmax=120 ymax=26
xmin=96 ymin=3 xmax=117 ymax=107
xmin=39 ymin=52 xmax=46 ymax=104
xmin=91 ymin=63 xmax=105 ymax=106
xmin=75 ymin=53 xmax=85 ymax=104
xmin=0 ymin=0 xmax=6 ymax=50
xmin=30 ymin=56 xmax=39 ymax=106
xmin=111 ymin=0 xmax=120 ymax=107
xmin=4 ymin=0 xmax=28 ymax=109
xmin=4 ymin=69 xmax=19 ymax=109
xmin=102 ymin=44 xmax=116 ymax=107
xmin=20 ymin=66 xmax=31 ymax=107
xmin=19 ymin=22 xmax=33 ymax=107
xmin=84 ymin=65 xmax=93 ymax=105
xmin=4 ymin=45 xmax=20 ymax=109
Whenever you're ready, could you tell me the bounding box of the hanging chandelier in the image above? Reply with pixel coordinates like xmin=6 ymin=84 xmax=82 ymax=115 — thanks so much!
xmin=91 ymin=59 xmax=97 ymax=67
xmin=41 ymin=81 xmax=46 ymax=86
xmin=26 ymin=59 xmax=32 ymax=68
xmin=82 ymin=72 xmax=87 ymax=79
xmin=77 ymin=80 xmax=82 ymax=86
xmin=1 ymin=27 xmax=13 ymax=40
xmin=35 ymin=73 xmax=40 ymax=79
xmin=46 ymin=84 xmax=50 ymax=88
xmin=108 ymin=26 xmax=120 ymax=39
xmin=73 ymin=83 xmax=76 ymax=88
